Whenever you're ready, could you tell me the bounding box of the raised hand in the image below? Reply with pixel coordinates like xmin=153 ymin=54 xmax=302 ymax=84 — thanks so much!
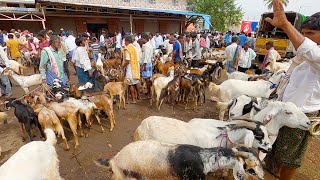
xmin=265 ymin=0 xmax=289 ymax=29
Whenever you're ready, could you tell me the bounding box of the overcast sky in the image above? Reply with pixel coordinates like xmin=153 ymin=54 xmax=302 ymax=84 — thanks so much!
xmin=235 ymin=0 xmax=319 ymax=21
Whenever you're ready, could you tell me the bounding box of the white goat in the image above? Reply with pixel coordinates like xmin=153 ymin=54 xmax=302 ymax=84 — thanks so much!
xmin=95 ymin=141 xmax=264 ymax=180
xmin=228 ymin=71 xmax=253 ymax=81
xmin=8 ymin=70 xmax=42 ymax=94
xmin=8 ymin=60 xmax=28 ymax=75
xmin=266 ymin=61 xmax=291 ymax=72
xmin=134 ymin=116 xmax=271 ymax=152
xmin=96 ymin=53 xmax=105 ymax=76
xmin=151 ymin=66 xmax=174 ymax=110
xmin=0 ymin=129 xmax=63 ymax=180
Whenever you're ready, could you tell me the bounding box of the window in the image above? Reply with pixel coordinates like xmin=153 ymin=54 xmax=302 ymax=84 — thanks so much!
xmin=172 ymin=0 xmax=178 ymax=6
xmin=149 ymin=0 xmax=155 ymax=4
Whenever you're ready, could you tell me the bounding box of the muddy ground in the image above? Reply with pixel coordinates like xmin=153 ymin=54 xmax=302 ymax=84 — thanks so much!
xmin=0 ymin=67 xmax=319 ymax=180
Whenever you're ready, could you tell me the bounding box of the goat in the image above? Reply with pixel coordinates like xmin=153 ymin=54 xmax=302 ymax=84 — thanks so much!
xmin=154 ymin=59 xmax=174 ymax=74
xmin=103 ymin=79 xmax=129 ymax=110
xmin=96 ymin=53 xmax=105 ymax=76
xmin=7 ymin=69 xmax=42 ymax=94
xmin=87 ymin=95 xmax=116 ymax=131
xmin=47 ymin=101 xmax=82 ymax=149
xmin=134 ymin=116 xmax=271 ymax=153
xmin=64 ymin=97 xmax=105 ymax=133
xmin=0 ymin=129 xmax=63 ymax=180
xmin=151 ymin=66 xmax=174 ymax=110
xmin=34 ymin=104 xmax=69 ymax=150
xmin=8 ymin=60 xmax=28 ymax=75
xmin=105 ymin=54 xmax=121 ymax=70
xmin=159 ymin=76 xmax=181 ymax=113
xmin=4 ymin=98 xmax=44 ymax=142
xmin=95 ymin=141 xmax=264 ymax=180
xmin=70 ymin=84 xmax=106 ymax=98
xmin=0 ymin=111 xmax=8 ymax=157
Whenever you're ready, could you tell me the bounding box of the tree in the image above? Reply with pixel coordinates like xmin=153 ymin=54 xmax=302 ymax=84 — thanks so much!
xmin=264 ymin=0 xmax=289 ymax=9
xmin=188 ymin=0 xmax=243 ymax=32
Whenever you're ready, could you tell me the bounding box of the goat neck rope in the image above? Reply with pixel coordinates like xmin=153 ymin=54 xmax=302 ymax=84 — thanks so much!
xmin=215 ymin=129 xmax=234 ymax=169
xmin=268 ymin=80 xmax=278 ymax=89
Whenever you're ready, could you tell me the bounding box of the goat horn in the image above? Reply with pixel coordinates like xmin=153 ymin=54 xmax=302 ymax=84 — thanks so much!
xmin=233 ymin=149 xmax=251 ymax=159
xmin=231 ymin=121 xmax=257 ymax=131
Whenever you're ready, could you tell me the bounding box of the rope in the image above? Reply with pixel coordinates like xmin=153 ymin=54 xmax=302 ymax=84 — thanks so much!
xmin=12 ymin=85 xmax=43 ymax=103
xmin=12 ymin=84 xmax=57 ymax=103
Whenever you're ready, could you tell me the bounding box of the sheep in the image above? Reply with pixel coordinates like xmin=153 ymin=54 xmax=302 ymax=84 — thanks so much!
xmin=151 ymin=66 xmax=174 ymax=110
xmin=0 ymin=129 xmax=63 ymax=180
xmin=8 ymin=60 xmax=28 ymax=75
xmin=87 ymin=95 xmax=116 ymax=131
xmin=209 ymin=70 xmax=285 ymax=102
xmin=34 ymin=104 xmax=69 ymax=150
xmin=47 ymin=101 xmax=82 ymax=149
xmin=96 ymin=53 xmax=105 ymax=76
xmin=7 ymin=69 xmax=42 ymax=94
xmin=4 ymin=98 xmax=44 ymax=142
xmin=95 ymin=141 xmax=264 ymax=180
xmin=134 ymin=116 xmax=271 ymax=153
xmin=103 ymin=79 xmax=129 ymax=110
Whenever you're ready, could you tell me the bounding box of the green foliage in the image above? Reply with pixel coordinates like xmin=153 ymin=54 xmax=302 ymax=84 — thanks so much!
xmin=264 ymin=0 xmax=289 ymax=9
xmin=188 ymin=0 xmax=244 ymax=31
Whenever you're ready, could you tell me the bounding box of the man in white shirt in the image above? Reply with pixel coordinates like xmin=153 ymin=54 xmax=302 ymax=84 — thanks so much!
xmin=184 ymin=35 xmax=192 ymax=60
xmin=225 ymin=37 xmax=241 ymax=73
xmin=190 ymin=33 xmax=202 ymax=67
xmin=140 ymin=34 xmax=154 ymax=98
xmin=64 ymin=32 xmax=77 ymax=60
xmin=238 ymin=41 xmax=256 ymax=72
xmin=264 ymin=1 xmax=320 ymax=179
xmin=115 ymin=31 xmax=122 ymax=53
xmin=154 ymin=32 xmax=163 ymax=49
xmin=0 ymin=46 xmax=11 ymax=97
xmin=100 ymin=31 xmax=106 ymax=47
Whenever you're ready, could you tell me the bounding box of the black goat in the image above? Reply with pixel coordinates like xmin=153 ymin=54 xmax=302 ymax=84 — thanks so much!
xmin=4 ymin=98 xmax=44 ymax=141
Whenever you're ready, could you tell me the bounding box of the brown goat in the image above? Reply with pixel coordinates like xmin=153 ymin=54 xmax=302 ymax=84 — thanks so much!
xmin=47 ymin=101 xmax=82 ymax=149
xmin=34 ymin=104 xmax=69 ymax=150
xmin=88 ymin=95 xmax=116 ymax=131
xmin=103 ymin=79 xmax=129 ymax=109
xmin=70 ymin=85 xmax=107 ymax=98
xmin=155 ymin=59 xmax=175 ymax=75
xmin=105 ymin=53 xmax=121 ymax=69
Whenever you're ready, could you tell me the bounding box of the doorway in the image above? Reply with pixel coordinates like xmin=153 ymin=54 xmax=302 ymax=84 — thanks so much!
xmin=87 ymin=23 xmax=108 ymax=39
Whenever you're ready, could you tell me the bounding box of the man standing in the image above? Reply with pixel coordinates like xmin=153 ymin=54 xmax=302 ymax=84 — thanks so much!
xmin=171 ymin=36 xmax=184 ymax=64
xmin=154 ymin=32 xmax=163 ymax=49
xmin=0 ymin=45 xmax=12 ymax=97
xmin=140 ymin=34 xmax=154 ymax=98
xmin=115 ymin=31 xmax=122 ymax=53
xmin=6 ymin=34 xmax=23 ymax=64
xmin=225 ymin=37 xmax=241 ymax=73
xmin=39 ymin=35 xmax=67 ymax=86
xmin=184 ymin=35 xmax=192 ymax=61
xmin=122 ymin=36 xmax=140 ymax=103
xmin=238 ymin=31 xmax=247 ymax=47
xmin=190 ymin=33 xmax=201 ymax=67
xmin=238 ymin=41 xmax=256 ymax=72
xmin=261 ymin=41 xmax=281 ymax=71
xmin=100 ymin=31 xmax=106 ymax=47
xmin=223 ymin=31 xmax=231 ymax=46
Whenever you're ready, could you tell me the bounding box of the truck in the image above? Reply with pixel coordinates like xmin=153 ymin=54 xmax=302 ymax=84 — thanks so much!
xmin=254 ymin=11 xmax=307 ymax=60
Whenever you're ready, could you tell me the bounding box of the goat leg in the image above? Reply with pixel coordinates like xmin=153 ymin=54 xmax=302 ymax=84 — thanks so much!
xmin=68 ymin=119 xmax=79 ymax=149
xmin=94 ymin=114 xmax=105 ymax=133
xmin=24 ymin=124 xmax=33 ymax=142
xmin=57 ymin=124 xmax=70 ymax=150
xmin=19 ymin=123 xmax=26 ymax=142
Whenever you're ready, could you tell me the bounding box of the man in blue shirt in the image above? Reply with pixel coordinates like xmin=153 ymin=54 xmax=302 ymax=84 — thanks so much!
xmin=238 ymin=31 xmax=247 ymax=47
xmin=223 ymin=31 xmax=231 ymax=46
xmin=171 ymin=36 xmax=184 ymax=64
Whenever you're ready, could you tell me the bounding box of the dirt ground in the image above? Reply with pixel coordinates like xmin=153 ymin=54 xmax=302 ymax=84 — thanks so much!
xmin=0 ymin=67 xmax=319 ymax=180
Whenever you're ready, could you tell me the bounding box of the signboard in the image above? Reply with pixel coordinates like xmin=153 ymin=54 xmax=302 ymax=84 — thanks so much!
xmin=240 ymin=21 xmax=259 ymax=34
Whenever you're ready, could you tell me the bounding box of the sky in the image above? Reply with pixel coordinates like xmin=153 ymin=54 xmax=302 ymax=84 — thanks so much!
xmin=235 ymin=0 xmax=319 ymax=21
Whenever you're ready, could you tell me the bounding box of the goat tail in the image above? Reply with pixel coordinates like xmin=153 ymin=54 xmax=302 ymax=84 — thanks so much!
xmin=45 ymin=128 xmax=57 ymax=146
xmin=0 ymin=112 xmax=8 ymax=122
xmin=94 ymin=158 xmax=111 ymax=169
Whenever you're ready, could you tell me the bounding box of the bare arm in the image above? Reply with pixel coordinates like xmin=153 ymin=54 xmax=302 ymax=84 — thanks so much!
xmin=265 ymin=0 xmax=304 ymax=49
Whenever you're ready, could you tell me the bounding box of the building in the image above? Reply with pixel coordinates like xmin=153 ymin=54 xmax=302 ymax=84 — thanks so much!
xmin=0 ymin=0 xmax=211 ymax=36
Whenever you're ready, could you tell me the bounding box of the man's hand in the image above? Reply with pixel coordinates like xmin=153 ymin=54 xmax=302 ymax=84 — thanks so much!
xmin=265 ymin=0 xmax=290 ymax=29
xmin=141 ymin=63 xmax=146 ymax=72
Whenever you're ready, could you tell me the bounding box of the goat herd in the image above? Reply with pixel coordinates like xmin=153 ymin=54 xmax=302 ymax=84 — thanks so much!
xmin=0 ymin=48 xmax=317 ymax=180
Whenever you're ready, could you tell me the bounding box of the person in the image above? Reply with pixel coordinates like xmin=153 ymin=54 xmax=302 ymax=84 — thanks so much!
xmin=184 ymin=35 xmax=192 ymax=61
xmin=37 ymin=31 xmax=50 ymax=54
xmin=140 ymin=34 xmax=153 ymax=98
xmin=100 ymin=31 xmax=106 ymax=47
xmin=39 ymin=35 xmax=67 ymax=86
xmin=225 ymin=36 xmax=241 ymax=73
xmin=91 ymin=37 xmax=100 ymax=63
xmin=199 ymin=34 xmax=206 ymax=53
xmin=72 ymin=37 xmax=93 ymax=84
xmin=154 ymin=32 xmax=163 ymax=49
xmin=0 ymin=30 xmax=4 ymax=46
xmin=122 ymin=36 xmax=140 ymax=103
xmin=190 ymin=33 xmax=201 ymax=67
xmin=0 ymin=45 xmax=12 ymax=97
xmin=238 ymin=41 xmax=256 ymax=72
xmin=115 ymin=31 xmax=122 ymax=53
xmin=64 ymin=32 xmax=77 ymax=60
xmin=6 ymin=34 xmax=23 ymax=64
xmin=148 ymin=33 xmax=156 ymax=50
xmin=264 ymin=1 xmax=320 ymax=180
xmin=238 ymin=31 xmax=247 ymax=47
xmin=261 ymin=41 xmax=281 ymax=71
xmin=246 ymin=33 xmax=254 ymax=48
xmin=223 ymin=31 xmax=231 ymax=46
xmin=171 ymin=36 xmax=183 ymax=64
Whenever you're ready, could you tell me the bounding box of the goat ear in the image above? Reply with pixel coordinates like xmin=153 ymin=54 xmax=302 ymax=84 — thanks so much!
xmin=264 ymin=108 xmax=280 ymax=125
